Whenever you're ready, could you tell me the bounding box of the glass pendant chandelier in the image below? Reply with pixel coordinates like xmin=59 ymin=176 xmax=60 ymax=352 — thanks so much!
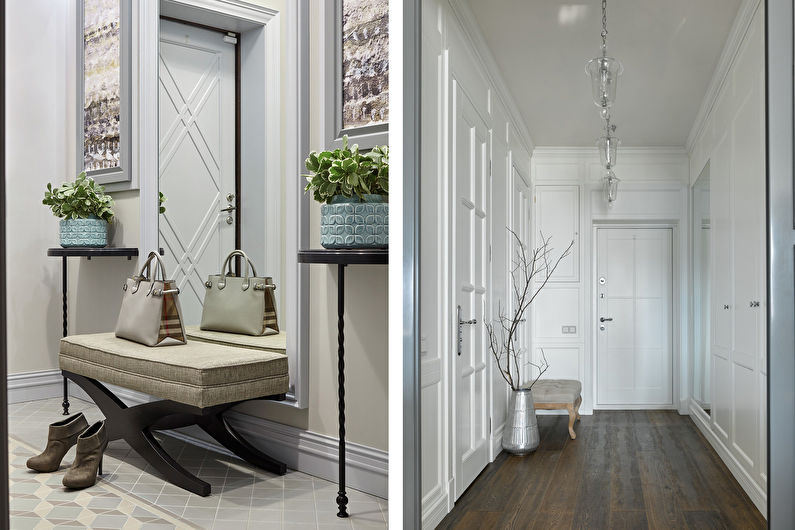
xmin=603 ymin=169 xmax=620 ymax=203
xmin=586 ymin=0 xmax=623 ymax=109
xmin=587 ymin=0 xmax=623 ymax=204
xmin=596 ymin=118 xmax=620 ymax=169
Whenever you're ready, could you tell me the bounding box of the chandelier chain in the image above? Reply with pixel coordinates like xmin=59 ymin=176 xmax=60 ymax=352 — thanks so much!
xmin=601 ymin=0 xmax=608 ymax=49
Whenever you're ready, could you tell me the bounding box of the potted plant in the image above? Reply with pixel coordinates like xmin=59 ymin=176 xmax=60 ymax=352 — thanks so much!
xmin=486 ymin=230 xmax=574 ymax=454
xmin=42 ymin=172 xmax=115 ymax=248
xmin=304 ymin=136 xmax=388 ymax=249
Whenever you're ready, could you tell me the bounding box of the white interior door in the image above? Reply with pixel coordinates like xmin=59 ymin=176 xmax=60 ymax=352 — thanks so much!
xmin=596 ymin=228 xmax=673 ymax=406
xmin=453 ymin=82 xmax=490 ymax=499
xmin=158 ymin=20 xmax=236 ymax=326
xmin=511 ymin=167 xmax=532 ymax=382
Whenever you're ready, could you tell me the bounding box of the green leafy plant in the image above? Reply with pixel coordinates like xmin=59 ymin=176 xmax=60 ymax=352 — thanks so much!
xmin=304 ymin=136 xmax=389 ymax=204
xmin=42 ymin=172 xmax=115 ymax=223
xmin=159 ymin=191 xmax=167 ymax=214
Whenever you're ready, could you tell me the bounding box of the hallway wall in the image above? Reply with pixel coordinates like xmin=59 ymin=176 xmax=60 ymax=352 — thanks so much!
xmin=530 ymin=148 xmax=690 ymax=415
xmin=687 ymin=0 xmax=767 ymax=515
xmin=420 ymin=0 xmax=534 ymax=526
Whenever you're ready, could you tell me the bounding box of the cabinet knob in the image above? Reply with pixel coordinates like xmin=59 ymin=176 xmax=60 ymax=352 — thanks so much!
xmin=723 ymin=304 xmax=730 ymax=310
xmin=750 ymin=301 xmax=760 ymax=308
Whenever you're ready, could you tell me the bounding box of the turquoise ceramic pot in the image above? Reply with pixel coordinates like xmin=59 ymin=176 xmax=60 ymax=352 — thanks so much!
xmin=59 ymin=215 xmax=108 ymax=248
xmin=320 ymin=194 xmax=388 ymax=249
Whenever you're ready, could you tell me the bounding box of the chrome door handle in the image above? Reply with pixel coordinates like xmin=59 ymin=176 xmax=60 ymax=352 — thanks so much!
xmin=600 ymin=317 xmax=613 ymax=322
xmin=457 ymin=305 xmax=477 ymax=356
xmin=221 ymin=206 xmax=236 ymax=213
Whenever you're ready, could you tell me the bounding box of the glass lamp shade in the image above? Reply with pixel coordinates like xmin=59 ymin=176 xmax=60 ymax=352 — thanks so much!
xmin=586 ymin=55 xmax=624 ymax=108
xmin=597 ymin=135 xmax=620 ymax=169
xmin=603 ymin=170 xmax=620 ymax=203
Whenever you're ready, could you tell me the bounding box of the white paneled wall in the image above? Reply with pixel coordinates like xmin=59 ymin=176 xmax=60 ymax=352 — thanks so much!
xmin=420 ymin=1 xmax=533 ymax=527
xmin=531 ymin=149 xmax=689 ymax=415
xmin=688 ymin=1 xmax=767 ymax=516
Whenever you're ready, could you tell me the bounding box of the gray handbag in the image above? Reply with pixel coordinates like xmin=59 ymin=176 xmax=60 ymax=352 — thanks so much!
xmin=200 ymin=250 xmax=279 ymax=336
xmin=115 ymin=251 xmax=186 ymax=347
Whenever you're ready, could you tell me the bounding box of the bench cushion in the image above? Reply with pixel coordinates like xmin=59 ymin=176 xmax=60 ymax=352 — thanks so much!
xmin=59 ymin=333 xmax=288 ymax=408
xmin=185 ymin=326 xmax=286 ymax=353
xmin=533 ymin=379 xmax=582 ymax=404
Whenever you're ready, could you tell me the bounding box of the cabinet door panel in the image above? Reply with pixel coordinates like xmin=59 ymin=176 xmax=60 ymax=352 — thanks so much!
xmin=711 ymin=133 xmax=733 ymax=355
xmin=732 ymin=86 xmax=764 ymax=371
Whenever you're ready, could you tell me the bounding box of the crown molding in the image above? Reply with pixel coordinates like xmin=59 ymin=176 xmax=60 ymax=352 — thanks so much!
xmin=447 ymin=0 xmax=535 ymax=152
xmin=533 ymin=146 xmax=688 ymax=158
xmin=686 ymin=0 xmax=761 ymax=152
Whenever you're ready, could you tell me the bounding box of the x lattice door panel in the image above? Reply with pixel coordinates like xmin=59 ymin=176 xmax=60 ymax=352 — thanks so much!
xmin=158 ymin=20 xmax=236 ymax=325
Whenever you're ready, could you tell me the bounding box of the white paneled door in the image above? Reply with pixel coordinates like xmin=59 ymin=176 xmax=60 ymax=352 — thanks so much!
xmin=158 ymin=20 xmax=236 ymax=326
xmin=596 ymin=228 xmax=673 ymax=407
xmin=453 ymin=82 xmax=490 ymax=499
xmin=511 ymin=167 xmax=532 ymax=382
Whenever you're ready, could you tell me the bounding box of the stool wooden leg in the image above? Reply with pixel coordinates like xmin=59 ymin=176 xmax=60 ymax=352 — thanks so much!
xmin=574 ymin=395 xmax=582 ymax=422
xmin=567 ymin=404 xmax=577 ymax=439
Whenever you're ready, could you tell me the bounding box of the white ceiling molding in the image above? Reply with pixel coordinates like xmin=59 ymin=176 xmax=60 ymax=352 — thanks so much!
xmin=533 ymin=146 xmax=688 ymax=158
xmin=447 ymin=0 xmax=535 ymax=152
xmin=685 ymin=0 xmax=761 ymax=152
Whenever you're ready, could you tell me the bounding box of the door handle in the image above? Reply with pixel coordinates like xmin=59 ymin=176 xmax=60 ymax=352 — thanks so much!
xmin=600 ymin=317 xmax=613 ymax=322
xmin=457 ymin=305 xmax=477 ymax=356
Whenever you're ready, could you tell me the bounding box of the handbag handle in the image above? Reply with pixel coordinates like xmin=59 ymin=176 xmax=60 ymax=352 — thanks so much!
xmin=218 ymin=250 xmax=257 ymax=290
xmin=132 ymin=252 xmax=168 ymax=295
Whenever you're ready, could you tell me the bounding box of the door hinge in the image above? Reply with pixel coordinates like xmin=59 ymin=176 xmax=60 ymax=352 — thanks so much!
xmin=489 ymin=244 xmax=492 ymax=262
xmin=489 ymin=418 xmax=492 ymax=435
xmin=489 ymin=160 xmax=492 ymax=178
xmin=223 ymin=33 xmax=238 ymax=45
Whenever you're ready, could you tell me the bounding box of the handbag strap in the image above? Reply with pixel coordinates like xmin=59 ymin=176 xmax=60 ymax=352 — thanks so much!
xmin=132 ymin=252 xmax=168 ymax=295
xmin=218 ymin=250 xmax=257 ymax=290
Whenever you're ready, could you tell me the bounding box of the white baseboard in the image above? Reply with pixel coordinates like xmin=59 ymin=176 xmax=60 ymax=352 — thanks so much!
xmin=65 ymin=379 xmax=388 ymax=498
xmin=689 ymin=402 xmax=767 ymax=518
xmin=490 ymin=424 xmax=504 ymax=460
xmin=422 ymin=488 xmax=449 ymax=530
xmin=8 ymin=370 xmax=64 ymax=404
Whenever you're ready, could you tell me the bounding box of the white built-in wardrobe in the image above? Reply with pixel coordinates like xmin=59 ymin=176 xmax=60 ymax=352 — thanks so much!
xmin=688 ymin=0 xmax=767 ymax=516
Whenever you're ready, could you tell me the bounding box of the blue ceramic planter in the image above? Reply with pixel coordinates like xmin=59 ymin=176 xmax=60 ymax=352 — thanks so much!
xmin=59 ymin=215 xmax=108 ymax=248
xmin=320 ymin=194 xmax=388 ymax=249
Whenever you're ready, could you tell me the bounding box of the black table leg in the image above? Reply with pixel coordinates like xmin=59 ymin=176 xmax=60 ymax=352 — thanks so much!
xmin=336 ymin=263 xmax=348 ymax=518
xmin=61 ymin=256 xmax=70 ymax=416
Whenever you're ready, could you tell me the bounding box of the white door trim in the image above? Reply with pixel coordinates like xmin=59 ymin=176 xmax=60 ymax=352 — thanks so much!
xmin=591 ymin=222 xmax=682 ymax=411
xmin=137 ymin=0 xmax=310 ymax=407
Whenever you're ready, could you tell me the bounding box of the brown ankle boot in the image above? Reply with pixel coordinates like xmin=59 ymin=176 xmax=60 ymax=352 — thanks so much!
xmin=26 ymin=413 xmax=89 ymax=472
xmin=62 ymin=420 xmax=108 ymax=489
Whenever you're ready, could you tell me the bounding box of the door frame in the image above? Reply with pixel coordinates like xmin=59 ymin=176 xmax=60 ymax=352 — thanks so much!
xmin=158 ymin=15 xmax=243 ymax=256
xmin=591 ymin=223 xmax=681 ymax=410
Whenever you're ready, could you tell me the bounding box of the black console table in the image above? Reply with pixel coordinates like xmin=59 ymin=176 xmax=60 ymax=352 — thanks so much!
xmin=47 ymin=247 xmax=139 ymax=415
xmin=297 ymin=248 xmax=388 ymax=518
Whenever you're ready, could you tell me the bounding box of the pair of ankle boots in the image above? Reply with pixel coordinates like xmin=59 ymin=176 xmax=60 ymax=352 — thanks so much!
xmin=26 ymin=413 xmax=108 ymax=489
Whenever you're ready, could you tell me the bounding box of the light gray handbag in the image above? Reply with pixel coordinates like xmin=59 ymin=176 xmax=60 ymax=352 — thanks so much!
xmin=200 ymin=250 xmax=279 ymax=336
xmin=115 ymin=251 xmax=186 ymax=347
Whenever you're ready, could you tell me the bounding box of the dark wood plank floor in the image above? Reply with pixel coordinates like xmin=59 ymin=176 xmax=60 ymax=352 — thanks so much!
xmin=438 ymin=411 xmax=765 ymax=529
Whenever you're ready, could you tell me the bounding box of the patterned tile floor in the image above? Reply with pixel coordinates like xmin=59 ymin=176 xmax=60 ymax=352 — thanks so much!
xmin=9 ymin=397 xmax=388 ymax=529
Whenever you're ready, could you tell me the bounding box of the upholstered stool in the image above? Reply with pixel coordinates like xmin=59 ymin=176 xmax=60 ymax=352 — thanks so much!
xmin=59 ymin=332 xmax=289 ymax=495
xmin=533 ymin=379 xmax=582 ymax=439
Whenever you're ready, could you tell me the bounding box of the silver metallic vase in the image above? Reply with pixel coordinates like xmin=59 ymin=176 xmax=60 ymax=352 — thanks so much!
xmin=502 ymin=388 xmax=540 ymax=454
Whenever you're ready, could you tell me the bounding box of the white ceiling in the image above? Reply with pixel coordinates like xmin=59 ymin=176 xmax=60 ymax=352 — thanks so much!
xmin=465 ymin=0 xmax=743 ymax=147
